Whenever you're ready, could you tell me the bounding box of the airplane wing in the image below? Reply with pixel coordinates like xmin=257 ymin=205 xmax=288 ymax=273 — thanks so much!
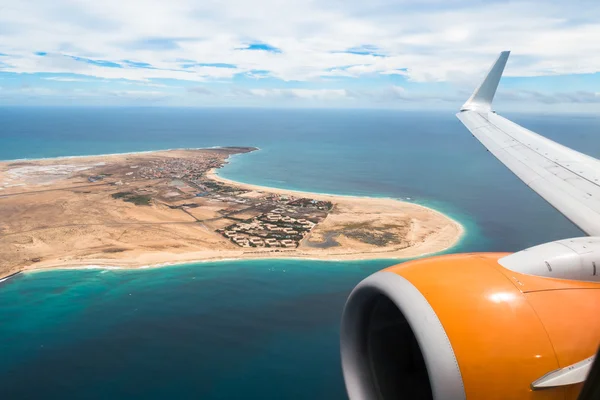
xmin=457 ymin=51 xmax=600 ymax=236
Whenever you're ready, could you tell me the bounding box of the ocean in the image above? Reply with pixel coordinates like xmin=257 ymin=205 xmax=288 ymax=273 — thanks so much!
xmin=0 ymin=107 xmax=599 ymax=398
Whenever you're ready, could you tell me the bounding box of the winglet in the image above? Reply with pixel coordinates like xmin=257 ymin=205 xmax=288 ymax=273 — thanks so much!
xmin=460 ymin=51 xmax=510 ymax=112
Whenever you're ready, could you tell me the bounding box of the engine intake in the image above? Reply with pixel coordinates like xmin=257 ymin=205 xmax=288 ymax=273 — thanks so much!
xmin=340 ymin=270 xmax=465 ymax=400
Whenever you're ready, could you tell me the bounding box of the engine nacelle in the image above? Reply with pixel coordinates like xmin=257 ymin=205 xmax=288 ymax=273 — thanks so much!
xmin=340 ymin=253 xmax=600 ymax=400
xmin=499 ymin=237 xmax=600 ymax=282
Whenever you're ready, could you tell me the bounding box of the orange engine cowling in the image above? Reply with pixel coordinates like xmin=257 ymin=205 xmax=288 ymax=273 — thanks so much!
xmin=340 ymin=253 xmax=600 ymax=400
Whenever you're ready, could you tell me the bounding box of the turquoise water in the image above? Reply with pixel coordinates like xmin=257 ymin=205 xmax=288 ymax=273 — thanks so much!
xmin=1 ymin=107 xmax=599 ymax=398
xmin=0 ymin=260 xmax=392 ymax=399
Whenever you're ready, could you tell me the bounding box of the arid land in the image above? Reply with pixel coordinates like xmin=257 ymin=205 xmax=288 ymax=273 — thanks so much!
xmin=0 ymin=148 xmax=463 ymax=279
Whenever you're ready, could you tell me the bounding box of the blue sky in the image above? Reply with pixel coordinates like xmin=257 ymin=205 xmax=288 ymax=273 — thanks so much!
xmin=1 ymin=0 xmax=600 ymax=112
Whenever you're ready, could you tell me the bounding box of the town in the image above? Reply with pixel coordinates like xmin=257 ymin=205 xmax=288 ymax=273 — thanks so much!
xmin=102 ymin=149 xmax=334 ymax=249
xmin=217 ymin=199 xmax=332 ymax=248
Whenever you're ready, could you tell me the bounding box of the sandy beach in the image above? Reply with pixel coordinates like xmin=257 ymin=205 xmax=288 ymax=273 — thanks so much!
xmin=0 ymin=148 xmax=463 ymax=279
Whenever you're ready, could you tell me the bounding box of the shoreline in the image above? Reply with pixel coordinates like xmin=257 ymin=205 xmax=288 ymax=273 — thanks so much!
xmin=208 ymin=167 xmax=465 ymax=240
xmin=210 ymin=167 xmax=434 ymax=206
xmin=0 ymin=146 xmax=261 ymax=163
xmin=20 ymin=240 xmax=456 ymax=278
xmin=1 ymin=148 xmax=465 ymax=280
xmin=20 ymin=218 xmax=463 ymax=276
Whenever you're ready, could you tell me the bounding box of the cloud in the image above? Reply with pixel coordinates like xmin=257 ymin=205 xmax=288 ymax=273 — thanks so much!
xmin=184 ymin=63 xmax=237 ymax=69
xmin=70 ymin=56 xmax=122 ymax=68
xmin=498 ymin=89 xmax=600 ymax=104
xmin=229 ymin=87 xmax=348 ymax=100
xmin=107 ymin=90 xmax=168 ymax=100
xmin=334 ymin=45 xmax=386 ymax=57
xmin=43 ymin=76 xmax=90 ymax=82
xmin=344 ymin=85 xmax=464 ymax=103
xmin=1 ymin=0 xmax=600 ymax=109
xmin=244 ymin=69 xmax=271 ymax=79
xmin=122 ymin=60 xmax=156 ymax=69
xmin=187 ymin=86 xmax=215 ymax=95
xmin=226 ymin=85 xmax=463 ymax=104
xmin=265 ymin=88 xmax=347 ymax=99
xmin=3 ymin=1 xmax=600 ymax=83
xmin=0 ymin=82 xmax=170 ymax=104
xmin=123 ymin=37 xmax=198 ymax=51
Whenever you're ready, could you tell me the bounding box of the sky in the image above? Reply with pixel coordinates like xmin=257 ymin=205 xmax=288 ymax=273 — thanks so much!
xmin=1 ymin=0 xmax=600 ymax=112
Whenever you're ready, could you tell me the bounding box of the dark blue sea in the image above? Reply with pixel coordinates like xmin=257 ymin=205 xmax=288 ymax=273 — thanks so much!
xmin=0 ymin=107 xmax=599 ymax=399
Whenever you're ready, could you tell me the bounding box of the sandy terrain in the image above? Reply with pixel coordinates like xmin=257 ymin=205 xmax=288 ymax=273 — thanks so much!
xmin=208 ymin=169 xmax=463 ymax=256
xmin=0 ymin=149 xmax=463 ymax=279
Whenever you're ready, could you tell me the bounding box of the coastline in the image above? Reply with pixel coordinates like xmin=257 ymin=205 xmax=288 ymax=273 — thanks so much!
xmin=0 ymin=147 xmax=255 ymax=163
xmin=19 ymin=216 xmax=463 ymax=277
xmin=1 ymin=149 xmax=464 ymax=280
xmin=208 ymin=167 xmax=465 ymax=243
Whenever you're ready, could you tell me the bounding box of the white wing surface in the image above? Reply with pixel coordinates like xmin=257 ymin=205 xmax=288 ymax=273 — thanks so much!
xmin=457 ymin=51 xmax=600 ymax=236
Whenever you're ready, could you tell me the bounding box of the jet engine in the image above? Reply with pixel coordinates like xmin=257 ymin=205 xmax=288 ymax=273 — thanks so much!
xmin=340 ymin=249 xmax=600 ymax=400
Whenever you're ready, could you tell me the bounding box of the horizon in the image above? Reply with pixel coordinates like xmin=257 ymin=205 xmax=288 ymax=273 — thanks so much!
xmin=1 ymin=0 xmax=600 ymax=113
xmin=2 ymin=104 xmax=600 ymax=117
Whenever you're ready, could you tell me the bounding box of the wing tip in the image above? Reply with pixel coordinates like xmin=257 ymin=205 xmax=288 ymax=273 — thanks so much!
xmin=460 ymin=50 xmax=511 ymax=113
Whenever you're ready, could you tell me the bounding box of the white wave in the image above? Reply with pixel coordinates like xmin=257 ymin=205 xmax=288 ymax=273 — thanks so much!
xmin=81 ymin=265 xmax=123 ymax=270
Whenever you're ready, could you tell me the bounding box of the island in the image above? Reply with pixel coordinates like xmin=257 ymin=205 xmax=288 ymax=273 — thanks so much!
xmin=0 ymin=148 xmax=463 ymax=280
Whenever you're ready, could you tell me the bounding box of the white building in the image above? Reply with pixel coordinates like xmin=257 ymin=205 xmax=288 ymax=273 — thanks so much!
xmin=265 ymin=239 xmax=280 ymax=247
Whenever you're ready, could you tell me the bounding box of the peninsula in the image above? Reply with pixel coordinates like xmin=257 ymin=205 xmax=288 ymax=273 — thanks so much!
xmin=0 ymin=148 xmax=463 ymax=279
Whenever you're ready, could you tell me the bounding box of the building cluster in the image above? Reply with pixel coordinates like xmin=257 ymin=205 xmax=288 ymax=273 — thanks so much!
xmin=137 ymin=157 xmax=223 ymax=181
xmin=106 ymin=154 xmax=334 ymax=250
xmin=288 ymin=198 xmax=333 ymax=211
xmin=218 ymin=208 xmax=318 ymax=248
xmin=262 ymin=195 xmax=332 ymax=211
